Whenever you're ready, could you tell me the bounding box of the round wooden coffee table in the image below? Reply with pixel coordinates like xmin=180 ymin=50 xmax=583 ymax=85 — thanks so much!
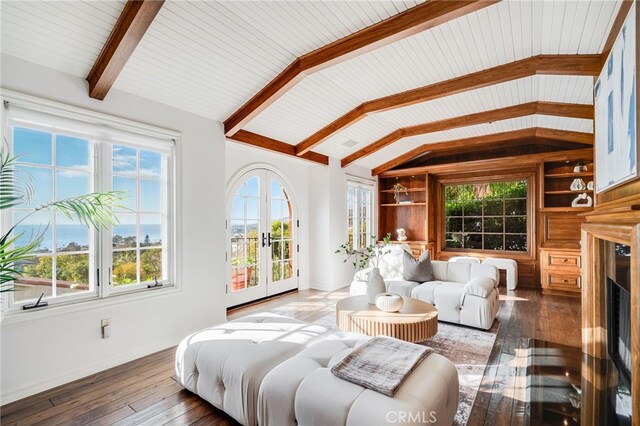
xmin=336 ymin=295 xmax=438 ymax=342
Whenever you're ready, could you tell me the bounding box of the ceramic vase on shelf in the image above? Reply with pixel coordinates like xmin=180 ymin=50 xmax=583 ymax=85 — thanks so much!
xmin=570 ymin=178 xmax=586 ymax=191
xmin=396 ymin=228 xmax=407 ymax=241
xmin=367 ymin=267 xmax=386 ymax=304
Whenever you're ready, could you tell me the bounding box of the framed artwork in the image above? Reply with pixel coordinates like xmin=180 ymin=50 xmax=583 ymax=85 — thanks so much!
xmin=594 ymin=3 xmax=637 ymax=193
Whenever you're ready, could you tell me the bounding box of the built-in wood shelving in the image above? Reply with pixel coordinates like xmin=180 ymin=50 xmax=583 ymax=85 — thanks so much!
xmin=379 ymin=188 xmax=426 ymax=193
xmin=380 ymin=202 xmax=427 ymax=207
xmin=545 ymin=189 xmax=594 ymax=195
xmin=378 ymin=175 xmax=428 ymax=242
xmin=542 ymin=159 xmax=594 ymax=209
xmin=545 ymin=171 xmax=594 ymax=179
xmin=540 ymin=207 xmax=593 ymax=213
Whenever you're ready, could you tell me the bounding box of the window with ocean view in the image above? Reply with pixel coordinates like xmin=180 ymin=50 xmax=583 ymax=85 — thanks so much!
xmin=5 ymin=100 xmax=175 ymax=309
xmin=111 ymin=145 xmax=168 ymax=289
xmin=12 ymin=128 xmax=95 ymax=303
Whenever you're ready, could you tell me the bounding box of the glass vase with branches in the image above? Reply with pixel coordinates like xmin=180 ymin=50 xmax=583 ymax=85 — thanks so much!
xmin=335 ymin=233 xmax=393 ymax=270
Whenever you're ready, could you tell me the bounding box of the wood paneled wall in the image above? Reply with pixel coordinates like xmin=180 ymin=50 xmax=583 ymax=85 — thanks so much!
xmin=378 ymin=148 xmax=594 ymax=288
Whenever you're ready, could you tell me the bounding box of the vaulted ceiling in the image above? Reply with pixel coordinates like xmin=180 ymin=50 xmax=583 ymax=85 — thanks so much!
xmin=0 ymin=0 xmax=627 ymax=173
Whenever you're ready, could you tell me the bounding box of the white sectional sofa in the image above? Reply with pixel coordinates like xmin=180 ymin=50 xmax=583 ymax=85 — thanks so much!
xmin=176 ymin=313 xmax=459 ymax=426
xmin=350 ymin=245 xmax=500 ymax=330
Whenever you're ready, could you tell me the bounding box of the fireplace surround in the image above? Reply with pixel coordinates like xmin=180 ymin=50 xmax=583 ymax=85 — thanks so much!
xmin=581 ymin=203 xmax=639 ymax=425
xmin=606 ymin=243 xmax=632 ymax=389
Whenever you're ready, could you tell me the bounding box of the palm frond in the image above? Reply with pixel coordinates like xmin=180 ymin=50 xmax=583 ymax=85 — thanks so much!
xmin=35 ymin=191 xmax=127 ymax=229
xmin=0 ymin=146 xmax=34 ymax=211
xmin=0 ymin=229 xmax=45 ymax=288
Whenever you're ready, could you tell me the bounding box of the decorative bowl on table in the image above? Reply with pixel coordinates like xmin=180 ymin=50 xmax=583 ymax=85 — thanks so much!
xmin=375 ymin=293 xmax=404 ymax=312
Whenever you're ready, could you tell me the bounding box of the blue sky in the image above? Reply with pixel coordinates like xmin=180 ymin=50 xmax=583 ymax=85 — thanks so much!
xmin=230 ymin=177 xmax=291 ymax=222
xmin=14 ymin=127 xmax=163 ymax=214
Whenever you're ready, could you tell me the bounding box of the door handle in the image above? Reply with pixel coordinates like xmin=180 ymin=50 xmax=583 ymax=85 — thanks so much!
xmin=267 ymin=232 xmax=272 ymax=247
xmin=261 ymin=232 xmax=267 ymax=248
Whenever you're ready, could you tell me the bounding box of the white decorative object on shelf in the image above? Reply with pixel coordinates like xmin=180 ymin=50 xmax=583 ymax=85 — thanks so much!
xmin=587 ymin=181 xmax=594 ymax=190
xmin=396 ymin=228 xmax=407 ymax=241
xmin=571 ymin=193 xmax=593 ymax=208
xmin=367 ymin=268 xmax=386 ymax=304
xmin=375 ymin=293 xmax=404 ymax=312
xmin=570 ymin=178 xmax=586 ymax=191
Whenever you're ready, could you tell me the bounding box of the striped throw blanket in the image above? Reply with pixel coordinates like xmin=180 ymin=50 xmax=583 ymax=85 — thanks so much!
xmin=330 ymin=336 xmax=433 ymax=397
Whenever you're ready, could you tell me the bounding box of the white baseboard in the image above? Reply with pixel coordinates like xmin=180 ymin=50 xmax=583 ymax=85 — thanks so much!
xmin=309 ymin=282 xmax=347 ymax=292
xmin=0 ymin=335 xmax=184 ymax=405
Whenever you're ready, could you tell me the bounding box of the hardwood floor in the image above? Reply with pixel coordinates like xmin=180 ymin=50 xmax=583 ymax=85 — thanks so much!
xmin=0 ymin=286 xmax=581 ymax=426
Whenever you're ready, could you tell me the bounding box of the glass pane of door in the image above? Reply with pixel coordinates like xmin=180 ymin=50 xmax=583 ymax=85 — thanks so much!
xmin=270 ymin=179 xmax=294 ymax=283
xmin=230 ymin=176 xmax=260 ymax=292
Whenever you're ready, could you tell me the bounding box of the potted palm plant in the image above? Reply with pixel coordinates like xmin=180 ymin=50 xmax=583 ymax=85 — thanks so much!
xmin=0 ymin=148 xmax=125 ymax=318
xmin=336 ymin=233 xmax=392 ymax=304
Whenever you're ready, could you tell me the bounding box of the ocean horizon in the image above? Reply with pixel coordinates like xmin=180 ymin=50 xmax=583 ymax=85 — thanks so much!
xmin=14 ymin=224 xmax=162 ymax=250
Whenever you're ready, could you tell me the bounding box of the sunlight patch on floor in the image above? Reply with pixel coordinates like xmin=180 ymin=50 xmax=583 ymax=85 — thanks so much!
xmin=500 ymin=294 xmax=529 ymax=301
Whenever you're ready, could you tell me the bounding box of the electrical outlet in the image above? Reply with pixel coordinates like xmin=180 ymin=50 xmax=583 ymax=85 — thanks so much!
xmin=101 ymin=319 xmax=112 ymax=339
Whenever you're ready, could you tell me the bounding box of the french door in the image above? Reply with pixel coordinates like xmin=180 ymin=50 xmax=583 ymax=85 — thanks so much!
xmin=226 ymin=169 xmax=298 ymax=307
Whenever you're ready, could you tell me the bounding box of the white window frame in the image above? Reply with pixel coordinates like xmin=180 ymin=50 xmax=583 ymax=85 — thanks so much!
xmin=7 ymin=124 xmax=99 ymax=306
xmin=101 ymin=142 xmax=173 ymax=295
xmin=346 ymin=176 xmax=375 ymax=250
xmin=1 ymin=91 xmax=180 ymax=315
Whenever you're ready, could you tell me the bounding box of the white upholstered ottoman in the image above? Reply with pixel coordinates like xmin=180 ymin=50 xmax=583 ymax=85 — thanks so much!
xmin=483 ymin=258 xmax=518 ymax=290
xmin=258 ymin=337 xmax=459 ymax=426
xmin=175 ymin=313 xmax=330 ymax=425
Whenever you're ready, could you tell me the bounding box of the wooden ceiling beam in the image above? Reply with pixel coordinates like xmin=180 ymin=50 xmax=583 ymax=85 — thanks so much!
xmin=341 ymin=101 xmax=593 ymax=167
xmin=534 ymin=128 xmax=595 ymax=145
xmin=230 ymin=130 xmax=329 ymax=165
xmin=377 ymin=148 xmax=594 ymax=178
xmin=87 ymin=0 xmax=164 ymax=100
xmin=296 ymin=54 xmax=602 ymax=156
xmin=371 ymin=127 xmax=593 ymax=176
xmin=223 ymin=0 xmax=498 ymax=137
xmin=372 ymin=128 xmax=536 ymax=176
xmin=602 ymin=1 xmax=634 ymax=59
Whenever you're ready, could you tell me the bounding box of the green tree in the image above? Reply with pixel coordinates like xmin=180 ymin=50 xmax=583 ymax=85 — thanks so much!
xmin=113 ymin=250 xmax=137 ymax=285
xmin=141 ymin=249 xmax=162 ymax=282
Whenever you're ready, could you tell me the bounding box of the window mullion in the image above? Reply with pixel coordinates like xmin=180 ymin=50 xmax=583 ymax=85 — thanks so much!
xmin=100 ymin=141 xmax=113 ymax=298
xmin=354 ymin=188 xmax=360 ymax=249
xmin=51 ymin=131 xmax=57 ymax=298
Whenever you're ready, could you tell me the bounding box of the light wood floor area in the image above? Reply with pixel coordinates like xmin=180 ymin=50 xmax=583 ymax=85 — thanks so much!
xmin=0 ymin=286 xmax=581 ymax=426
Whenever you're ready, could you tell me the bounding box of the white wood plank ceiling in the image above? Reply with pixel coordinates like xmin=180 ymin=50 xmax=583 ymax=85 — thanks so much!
xmin=0 ymin=1 xmax=126 ymax=77
xmin=314 ymin=74 xmax=596 ymax=160
xmin=0 ymin=0 xmax=621 ymax=170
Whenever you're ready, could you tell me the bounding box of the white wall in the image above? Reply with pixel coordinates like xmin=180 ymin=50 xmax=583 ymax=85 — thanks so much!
xmin=0 ymin=55 xmax=227 ymax=403
xmin=309 ymin=158 xmax=375 ymax=291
